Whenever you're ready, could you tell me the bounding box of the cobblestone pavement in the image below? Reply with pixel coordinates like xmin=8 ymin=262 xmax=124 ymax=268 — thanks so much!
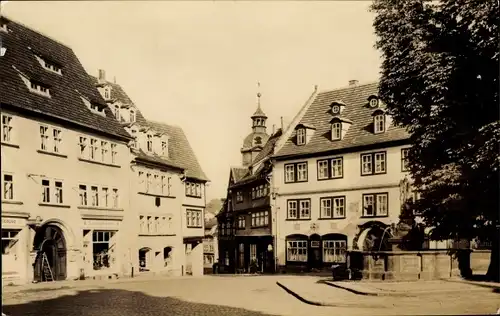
xmin=2 ymin=276 xmax=500 ymax=316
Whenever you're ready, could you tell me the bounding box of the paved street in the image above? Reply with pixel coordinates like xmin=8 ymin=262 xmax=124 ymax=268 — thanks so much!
xmin=2 ymin=276 xmax=499 ymax=316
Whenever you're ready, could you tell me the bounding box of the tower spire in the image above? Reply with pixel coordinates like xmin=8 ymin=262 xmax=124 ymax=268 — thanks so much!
xmin=257 ymin=81 xmax=261 ymax=109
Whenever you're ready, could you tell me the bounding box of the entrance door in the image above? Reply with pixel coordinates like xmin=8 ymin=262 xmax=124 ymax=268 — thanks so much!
xmin=33 ymin=224 xmax=67 ymax=282
xmin=139 ymin=248 xmax=152 ymax=272
xmin=308 ymin=234 xmax=322 ymax=270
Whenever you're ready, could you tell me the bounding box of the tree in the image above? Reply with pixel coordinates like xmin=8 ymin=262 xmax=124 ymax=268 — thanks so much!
xmin=371 ymin=0 xmax=499 ymax=281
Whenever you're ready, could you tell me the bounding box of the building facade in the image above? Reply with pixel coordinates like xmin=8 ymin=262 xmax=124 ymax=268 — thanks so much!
xmin=1 ymin=17 xmax=134 ymax=284
xmin=272 ymin=80 xmax=413 ymax=273
xmin=203 ymin=218 xmax=218 ymax=274
xmin=92 ymin=71 xmax=209 ymax=277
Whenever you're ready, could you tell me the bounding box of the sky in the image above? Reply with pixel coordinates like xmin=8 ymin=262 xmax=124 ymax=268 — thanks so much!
xmin=2 ymin=1 xmax=382 ymax=201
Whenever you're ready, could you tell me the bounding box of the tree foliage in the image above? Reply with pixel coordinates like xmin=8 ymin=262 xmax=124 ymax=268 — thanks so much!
xmin=371 ymin=0 xmax=499 ymax=280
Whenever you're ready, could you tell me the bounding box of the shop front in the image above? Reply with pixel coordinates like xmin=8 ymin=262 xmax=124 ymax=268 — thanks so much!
xmin=2 ymin=213 xmax=29 ymax=284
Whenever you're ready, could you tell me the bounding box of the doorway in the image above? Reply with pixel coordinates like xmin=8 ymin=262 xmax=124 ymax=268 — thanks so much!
xmin=33 ymin=224 xmax=67 ymax=282
xmin=308 ymin=234 xmax=322 ymax=270
xmin=139 ymin=247 xmax=152 ymax=272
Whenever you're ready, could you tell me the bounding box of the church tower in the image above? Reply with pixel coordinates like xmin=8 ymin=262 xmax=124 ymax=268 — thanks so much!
xmin=240 ymin=84 xmax=270 ymax=167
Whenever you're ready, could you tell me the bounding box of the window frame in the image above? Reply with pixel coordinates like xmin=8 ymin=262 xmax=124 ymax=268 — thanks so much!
xmin=297 ymin=128 xmax=306 ymax=146
xmin=186 ymin=209 xmax=203 ymax=228
xmin=401 ymin=148 xmax=410 ymax=172
xmin=322 ymin=239 xmax=347 ymax=263
xmin=2 ymin=172 xmax=14 ymax=201
xmin=185 ymin=181 xmax=202 ymax=198
xmin=319 ymin=196 xmax=346 ymax=219
xmin=251 ymin=211 xmax=269 ymax=228
xmin=331 ymin=122 xmax=342 ymax=140
xmin=316 ymin=157 xmax=344 ymax=181
xmin=374 ymin=114 xmax=386 ymax=134
xmin=286 ymin=198 xmax=311 ymax=220
xmin=286 ymin=239 xmax=308 ymax=262
xmin=362 ymin=192 xmax=389 ymax=218
xmin=1 ymin=114 xmax=14 ymax=144
xmin=360 ymin=151 xmax=387 ymax=176
xmin=284 ymin=162 xmax=308 ymax=183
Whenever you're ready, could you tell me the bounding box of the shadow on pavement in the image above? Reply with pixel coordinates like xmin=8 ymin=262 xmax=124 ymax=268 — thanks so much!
xmin=3 ymin=288 xmax=277 ymax=316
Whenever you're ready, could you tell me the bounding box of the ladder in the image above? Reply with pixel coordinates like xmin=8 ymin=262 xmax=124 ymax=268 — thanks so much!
xmin=41 ymin=252 xmax=54 ymax=282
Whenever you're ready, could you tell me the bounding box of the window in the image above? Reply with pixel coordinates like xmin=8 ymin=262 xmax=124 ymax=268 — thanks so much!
xmin=284 ymin=162 xmax=308 ymax=183
xmin=331 ymin=122 xmax=342 ymax=140
xmin=297 ymin=128 xmax=306 ymax=145
xmin=139 ymin=216 xmax=146 ymax=234
xmin=2 ymin=114 xmax=13 ymax=143
xmin=332 ymin=105 xmax=340 ymax=114
xmin=41 ymin=179 xmax=50 ymax=203
xmin=287 ymin=240 xmax=307 ymax=262
xmin=238 ymin=216 xmax=245 ymax=229
xmin=92 ymin=231 xmax=115 ymax=270
xmin=369 ymin=98 xmax=379 ymax=108
xmin=101 ymin=187 xmax=109 ymax=207
xmin=323 ymin=240 xmax=346 ymax=263
xmin=111 ymin=143 xmax=117 ymax=164
xmin=3 ymin=174 xmax=13 ymax=200
xmin=40 ymin=126 xmax=49 ymax=151
xmin=42 ymin=60 xmax=62 ymax=75
xmin=52 ymin=129 xmax=62 ymax=153
xmin=236 ymin=191 xmax=243 ymax=203
xmin=374 ymin=114 xmax=385 ymax=133
xmin=104 ymin=87 xmax=111 ymax=100
xmin=251 ymin=211 xmax=269 ymax=227
xmin=287 ymin=199 xmax=311 ymax=220
xmin=160 ymin=176 xmax=167 ymax=195
xmin=90 ymin=138 xmax=99 ymax=160
xmin=91 ymin=186 xmax=99 ymax=206
xmin=54 ymin=181 xmax=63 ymax=204
xmin=185 ymin=181 xmax=202 ymax=198
xmin=79 ymin=185 xmax=87 ymax=206
xmin=101 ymin=141 xmax=108 ymax=162
xmin=2 ymin=230 xmax=19 ymax=255
xmin=114 ymin=105 xmax=120 ymax=120
xmin=401 ymin=148 xmax=410 ymax=172
xmin=161 ymin=141 xmax=168 ymax=156
xmin=79 ymin=136 xmax=88 ymax=158
xmin=361 ymin=152 xmax=386 ymax=175
xmin=186 ymin=209 xmax=202 ymax=228
xmin=130 ymin=110 xmax=136 ymax=123
xmin=153 ymin=174 xmax=159 ymax=194
xmin=29 ymin=81 xmax=51 ymax=97
xmin=317 ymin=157 xmax=343 ymax=180
xmin=112 ymin=188 xmax=119 ymax=208
xmin=320 ymin=198 xmax=332 ymax=218
xmin=320 ymin=197 xmax=346 ymax=219
xmin=363 ymin=193 xmax=389 ymax=217
xmin=147 ymin=134 xmax=153 ymax=152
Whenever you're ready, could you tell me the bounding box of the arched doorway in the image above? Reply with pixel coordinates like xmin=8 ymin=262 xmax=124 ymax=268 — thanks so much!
xmin=33 ymin=224 xmax=67 ymax=281
xmin=163 ymin=247 xmax=172 ymax=268
xmin=139 ymin=247 xmax=152 ymax=272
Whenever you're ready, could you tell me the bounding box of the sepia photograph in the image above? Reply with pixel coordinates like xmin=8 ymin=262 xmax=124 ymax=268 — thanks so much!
xmin=0 ymin=0 xmax=499 ymax=315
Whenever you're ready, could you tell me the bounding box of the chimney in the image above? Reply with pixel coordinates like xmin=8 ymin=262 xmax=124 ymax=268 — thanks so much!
xmin=113 ymin=76 xmax=116 ymax=84
xmin=349 ymin=79 xmax=358 ymax=87
xmin=272 ymin=124 xmax=276 ymax=135
xmin=280 ymin=117 xmax=284 ymax=131
xmin=98 ymin=69 xmax=106 ymax=84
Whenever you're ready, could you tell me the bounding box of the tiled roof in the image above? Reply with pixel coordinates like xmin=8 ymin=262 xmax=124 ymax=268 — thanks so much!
xmin=133 ymin=148 xmax=184 ymax=170
xmin=274 ymin=82 xmax=410 ymax=158
xmin=253 ymin=128 xmax=282 ymax=163
xmin=89 ymin=77 xmax=149 ymax=126
xmin=231 ymin=167 xmax=249 ymax=183
xmin=0 ymin=17 xmax=131 ymax=140
xmin=146 ymin=120 xmax=209 ymax=182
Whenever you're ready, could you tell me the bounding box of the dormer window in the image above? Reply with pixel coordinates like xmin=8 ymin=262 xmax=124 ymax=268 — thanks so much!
xmin=332 ymin=105 xmax=340 ymax=114
xmin=0 ymin=20 xmax=8 ymax=33
xmin=331 ymin=122 xmax=342 ymax=140
xmin=297 ymin=128 xmax=306 ymax=145
xmin=368 ymin=95 xmax=380 ymax=108
xmin=330 ymin=100 xmax=346 ymax=115
xmin=114 ymin=104 xmax=120 ymax=120
xmin=29 ymin=80 xmax=51 ymax=97
xmin=161 ymin=140 xmax=168 ymax=156
xmin=374 ymin=114 xmax=385 ymax=133
xmin=104 ymin=87 xmax=111 ymax=100
xmin=146 ymin=134 xmax=153 ymax=152
xmin=130 ymin=109 xmax=136 ymax=123
xmin=34 ymin=55 xmax=63 ymax=75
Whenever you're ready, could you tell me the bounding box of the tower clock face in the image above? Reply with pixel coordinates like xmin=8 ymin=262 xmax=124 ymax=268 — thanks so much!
xmin=332 ymin=105 xmax=340 ymax=114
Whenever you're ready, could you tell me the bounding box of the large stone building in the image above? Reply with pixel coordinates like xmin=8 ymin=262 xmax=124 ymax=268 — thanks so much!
xmin=271 ymin=80 xmax=413 ymax=273
xmin=91 ymin=70 xmax=209 ymax=277
xmin=1 ymin=17 xmax=134 ymax=283
xmin=0 ymin=16 xmax=208 ymax=284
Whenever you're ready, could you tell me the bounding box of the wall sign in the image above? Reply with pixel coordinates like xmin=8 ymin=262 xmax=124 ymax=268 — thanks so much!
xmin=83 ymin=219 xmax=120 ymax=230
xmin=2 ymin=217 xmax=24 ymax=228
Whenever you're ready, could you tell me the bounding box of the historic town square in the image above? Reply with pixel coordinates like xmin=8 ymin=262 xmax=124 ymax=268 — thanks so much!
xmin=1 ymin=0 xmax=498 ymax=315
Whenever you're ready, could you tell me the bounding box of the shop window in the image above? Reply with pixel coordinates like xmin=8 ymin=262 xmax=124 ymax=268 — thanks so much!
xmin=92 ymin=231 xmax=115 ymax=270
xmin=2 ymin=230 xmax=19 ymax=255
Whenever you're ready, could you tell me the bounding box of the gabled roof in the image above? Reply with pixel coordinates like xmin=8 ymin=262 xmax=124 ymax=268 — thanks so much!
xmin=253 ymin=128 xmax=283 ymax=164
xmin=274 ymin=82 xmax=410 ymax=158
xmin=89 ymin=76 xmax=149 ymax=126
xmin=231 ymin=167 xmax=249 ymax=183
xmin=0 ymin=17 xmax=131 ymax=140
xmin=147 ymin=120 xmax=209 ymax=182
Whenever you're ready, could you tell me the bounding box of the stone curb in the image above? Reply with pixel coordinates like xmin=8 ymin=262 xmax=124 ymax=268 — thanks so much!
xmin=275 ymin=281 xmax=384 ymax=308
xmin=322 ymin=280 xmax=412 ymax=297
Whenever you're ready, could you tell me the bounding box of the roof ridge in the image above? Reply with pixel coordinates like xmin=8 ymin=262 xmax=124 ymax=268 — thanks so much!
xmin=3 ymin=14 xmax=72 ymax=49
xmin=147 ymin=119 xmax=181 ymax=129
xmin=317 ymin=81 xmax=378 ymax=95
